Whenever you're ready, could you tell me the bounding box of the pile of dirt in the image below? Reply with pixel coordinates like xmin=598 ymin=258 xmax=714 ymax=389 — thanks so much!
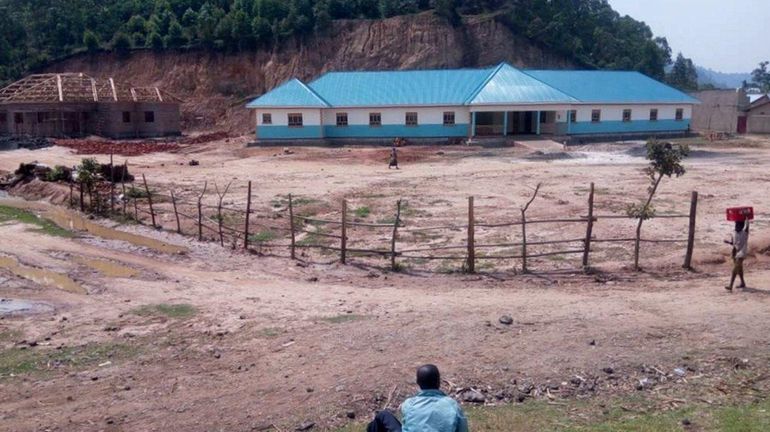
xmin=53 ymin=138 xmax=180 ymax=156
xmin=0 ymin=136 xmax=53 ymax=151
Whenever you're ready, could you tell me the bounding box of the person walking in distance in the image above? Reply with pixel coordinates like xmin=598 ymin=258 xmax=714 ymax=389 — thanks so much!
xmin=389 ymin=146 xmax=399 ymax=169
xmin=725 ymin=219 xmax=749 ymax=291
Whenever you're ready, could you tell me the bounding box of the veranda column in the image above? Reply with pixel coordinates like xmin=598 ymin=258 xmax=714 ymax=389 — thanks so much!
xmin=503 ymin=111 xmax=508 ymax=136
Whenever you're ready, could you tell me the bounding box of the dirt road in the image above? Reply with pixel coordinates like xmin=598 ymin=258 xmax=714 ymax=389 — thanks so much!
xmin=1 ymin=136 xmax=770 ymax=431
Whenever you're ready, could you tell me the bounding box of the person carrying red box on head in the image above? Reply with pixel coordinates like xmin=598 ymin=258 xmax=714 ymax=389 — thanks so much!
xmin=725 ymin=219 xmax=750 ymax=292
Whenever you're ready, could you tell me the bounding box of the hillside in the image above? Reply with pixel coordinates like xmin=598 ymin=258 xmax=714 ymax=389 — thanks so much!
xmin=695 ymin=66 xmax=751 ymax=89
xmin=43 ymin=12 xmax=575 ymax=134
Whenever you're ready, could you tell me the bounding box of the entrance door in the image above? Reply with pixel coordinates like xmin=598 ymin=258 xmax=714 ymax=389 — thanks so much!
xmin=511 ymin=112 xmax=535 ymax=135
xmin=737 ymin=116 xmax=747 ymax=134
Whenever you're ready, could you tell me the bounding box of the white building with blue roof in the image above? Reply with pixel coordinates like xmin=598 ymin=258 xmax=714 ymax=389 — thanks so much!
xmin=246 ymin=63 xmax=699 ymax=143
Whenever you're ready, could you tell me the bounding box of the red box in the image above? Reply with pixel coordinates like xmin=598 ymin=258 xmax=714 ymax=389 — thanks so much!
xmin=726 ymin=207 xmax=754 ymax=222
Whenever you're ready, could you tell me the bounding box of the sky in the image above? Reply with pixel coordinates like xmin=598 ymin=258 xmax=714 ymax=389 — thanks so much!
xmin=608 ymin=0 xmax=770 ymax=73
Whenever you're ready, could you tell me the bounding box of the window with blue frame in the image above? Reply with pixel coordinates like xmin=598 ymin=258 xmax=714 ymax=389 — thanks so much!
xmin=649 ymin=109 xmax=658 ymax=121
xmin=369 ymin=112 xmax=381 ymax=127
xmin=591 ymin=110 xmax=601 ymax=122
xmin=443 ymin=112 xmax=455 ymax=126
xmin=262 ymin=113 xmax=272 ymax=124
xmin=569 ymin=110 xmax=576 ymax=123
xmin=675 ymin=108 xmax=684 ymax=121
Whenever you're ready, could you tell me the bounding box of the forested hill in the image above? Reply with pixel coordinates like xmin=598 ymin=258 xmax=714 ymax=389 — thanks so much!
xmin=0 ymin=0 xmax=673 ymax=87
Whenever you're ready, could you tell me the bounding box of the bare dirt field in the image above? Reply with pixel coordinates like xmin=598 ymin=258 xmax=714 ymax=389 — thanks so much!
xmin=2 ymin=135 xmax=770 ymax=431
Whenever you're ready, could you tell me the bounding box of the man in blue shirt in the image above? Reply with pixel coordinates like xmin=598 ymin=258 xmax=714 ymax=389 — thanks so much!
xmin=366 ymin=364 xmax=469 ymax=432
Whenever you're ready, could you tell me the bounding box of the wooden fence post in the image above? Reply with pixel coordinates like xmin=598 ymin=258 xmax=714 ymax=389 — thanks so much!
xmin=170 ymin=190 xmax=182 ymax=234
xmin=244 ymin=181 xmax=252 ymax=250
xmin=467 ymin=196 xmax=475 ymax=273
xmin=582 ymin=182 xmax=595 ymax=269
xmin=341 ymin=199 xmax=347 ymax=264
xmin=289 ymin=194 xmax=296 ymax=259
xmin=683 ymin=191 xmax=698 ymax=269
xmin=391 ymin=200 xmax=402 ymax=271
xmin=109 ymin=152 xmax=115 ymax=214
xmin=79 ymin=182 xmax=84 ymax=212
xmin=197 ymin=181 xmax=207 ymax=242
xmin=120 ymin=160 xmax=127 ymax=215
xmin=521 ymin=209 xmax=528 ymax=273
xmin=142 ymin=174 xmax=156 ymax=228
xmin=69 ymin=182 xmax=74 ymax=208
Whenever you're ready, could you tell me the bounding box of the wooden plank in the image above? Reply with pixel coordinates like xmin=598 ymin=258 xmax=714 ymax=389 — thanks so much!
xmin=171 ymin=190 xmax=182 ymax=234
xmin=583 ymin=182 xmax=595 ymax=268
xmin=683 ymin=191 xmax=698 ymax=269
xmin=391 ymin=200 xmax=402 ymax=271
xmin=289 ymin=194 xmax=296 ymax=259
xmin=467 ymin=196 xmax=475 ymax=273
xmin=244 ymin=181 xmax=252 ymax=250
xmin=341 ymin=199 xmax=347 ymax=264
xmin=142 ymin=174 xmax=156 ymax=228
xmin=56 ymin=74 xmax=63 ymax=102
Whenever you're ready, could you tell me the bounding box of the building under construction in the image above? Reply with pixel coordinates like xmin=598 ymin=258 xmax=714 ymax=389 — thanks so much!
xmin=0 ymin=73 xmax=181 ymax=139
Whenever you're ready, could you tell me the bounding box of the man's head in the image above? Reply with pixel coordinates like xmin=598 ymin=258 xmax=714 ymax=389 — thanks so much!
xmin=416 ymin=364 xmax=441 ymax=390
xmin=736 ymin=220 xmax=746 ymax=232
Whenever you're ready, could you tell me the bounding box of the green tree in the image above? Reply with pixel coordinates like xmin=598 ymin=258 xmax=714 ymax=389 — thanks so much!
xmin=83 ymin=30 xmax=100 ymax=53
xmin=110 ymin=31 xmax=132 ymax=54
xmin=435 ymin=0 xmax=461 ymax=26
xmin=667 ymin=53 xmax=698 ymax=91
xmin=627 ymin=140 xmax=689 ymax=270
xmin=751 ymin=61 xmax=770 ymax=92
xmin=165 ymin=19 xmax=188 ymax=47
xmin=147 ymin=31 xmax=165 ymax=50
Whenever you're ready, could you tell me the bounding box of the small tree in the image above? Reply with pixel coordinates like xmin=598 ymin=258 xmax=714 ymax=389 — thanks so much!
xmin=627 ymin=140 xmax=689 ymax=270
xmin=110 ymin=31 xmax=132 ymax=55
xmin=83 ymin=30 xmax=101 ymax=53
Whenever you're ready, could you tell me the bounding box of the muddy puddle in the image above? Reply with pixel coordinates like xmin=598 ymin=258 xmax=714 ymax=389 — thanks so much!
xmin=0 ymin=255 xmax=86 ymax=294
xmin=0 ymin=298 xmax=54 ymax=316
xmin=0 ymin=198 xmax=187 ymax=255
xmin=72 ymin=256 xmax=139 ymax=278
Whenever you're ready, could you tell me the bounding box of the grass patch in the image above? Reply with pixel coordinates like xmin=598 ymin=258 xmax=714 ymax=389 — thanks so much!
xmin=249 ymin=229 xmax=277 ymax=243
xmin=0 ymin=329 xmax=21 ymax=343
xmin=0 ymin=342 xmax=137 ymax=378
xmin=354 ymin=206 xmax=371 ymax=218
xmin=131 ymin=303 xmax=196 ymax=319
xmin=336 ymin=397 xmax=770 ymax=432
xmin=258 ymin=327 xmax=282 ymax=338
xmin=0 ymin=205 xmax=74 ymax=238
xmin=319 ymin=314 xmax=365 ymax=324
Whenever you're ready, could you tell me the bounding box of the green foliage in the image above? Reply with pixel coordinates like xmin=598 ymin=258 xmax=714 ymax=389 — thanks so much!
xmin=249 ymin=230 xmax=277 ymax=243
xmin=0 ymin=0 xmax=674 ymax=86
xmin=131 ymin=303 xmax=196 ymax=319
xmin=124 ymin=186 xmax=149 ymax=199
xmin=83 ymin=30 xmax=100 ymax=53
xmin=626 ymin=140 xmax=688 ymax=220
xmin=110 ymin=31 xmax=132 ymax=54
xmin=0 ymin=205 xmax=74 ymax=238
xmin=354 ymin=206 xmax=370 ymax=218
xmin=751 ymin=60 xmax=770 ymax=93
xmin=644 ymin=139 xmax=689 ymax=180
xmin=45 ymin=166 xmax=70 ymax=182
xmin=0 ymin=343 xmax=136 ymax=378
xmin=76 ymin=158 xmax=100 ymax=186
xmin=667 ymin=52 xmax=698 ymax=91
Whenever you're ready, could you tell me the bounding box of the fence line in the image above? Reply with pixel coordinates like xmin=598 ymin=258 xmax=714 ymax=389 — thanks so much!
xmin=68 ymin=176 xmax=699 ymax=274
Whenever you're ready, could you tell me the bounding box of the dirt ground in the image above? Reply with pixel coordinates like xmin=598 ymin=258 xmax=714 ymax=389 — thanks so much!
xmin=2 ymin=135 xmax=770 ymax=431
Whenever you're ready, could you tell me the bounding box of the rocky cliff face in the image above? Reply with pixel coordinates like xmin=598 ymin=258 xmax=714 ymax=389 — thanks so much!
xmin=45 ymin=12 xmax=575 ymax=134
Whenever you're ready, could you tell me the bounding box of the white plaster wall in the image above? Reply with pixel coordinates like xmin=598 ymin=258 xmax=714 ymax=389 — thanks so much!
xmin=255 ymin=109 xmax=322 ymax=126
xmin=321 ymin=106 xmax=471 ymax=125
xmin=573 ymin=105 xmax=693 ymax=122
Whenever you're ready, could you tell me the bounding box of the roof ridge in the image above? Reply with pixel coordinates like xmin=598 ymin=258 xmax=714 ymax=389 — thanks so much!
xmin=463 ymin=62 xmax=507 ymax=105
xmin=294 ymin=78 xmax=331 ymax=107
xmin=518 ymin=69 xmax=580 ymax=102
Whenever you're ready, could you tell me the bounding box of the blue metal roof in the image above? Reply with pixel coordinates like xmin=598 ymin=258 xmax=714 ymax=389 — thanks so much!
xmin=246 ymin=78 xmax=329 ymax=108
xmin=307 ymin=68 xmax=494 ymax=107
xmin=246 ymin=64 xmax=700 ymax=108
xmin=526 ymin=70 xmax=700 ymax=104
xmin=467 ymin=64 xmax=577 ymax=105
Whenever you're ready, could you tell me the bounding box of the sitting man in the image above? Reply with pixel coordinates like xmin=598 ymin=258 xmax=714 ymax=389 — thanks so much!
xmin=367 ymin=364 xmax=469 ymax=432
